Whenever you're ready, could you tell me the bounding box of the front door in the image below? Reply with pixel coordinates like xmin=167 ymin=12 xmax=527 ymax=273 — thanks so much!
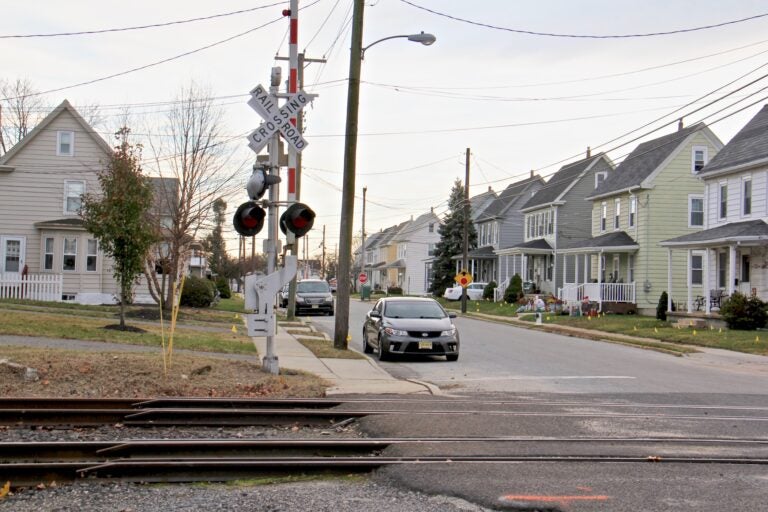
xmin=1 ymin=236 xmax=25 ymax=276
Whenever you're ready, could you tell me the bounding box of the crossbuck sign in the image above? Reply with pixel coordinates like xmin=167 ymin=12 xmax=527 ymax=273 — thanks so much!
xmin=247 ymin=84 xmax=316 ymax=154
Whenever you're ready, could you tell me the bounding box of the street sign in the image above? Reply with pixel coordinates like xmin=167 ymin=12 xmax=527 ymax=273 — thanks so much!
xmin=454 ymin=270 xmax=472 ymax=288
xmin=359 ymin=273 xmax=368 ymax=284
xmin=247 ymin=84 xmax=316 ymax=154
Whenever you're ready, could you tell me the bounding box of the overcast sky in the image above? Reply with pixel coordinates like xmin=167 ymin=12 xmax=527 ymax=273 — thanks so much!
xmin=4 ymin=0 xmax=768 ymax=257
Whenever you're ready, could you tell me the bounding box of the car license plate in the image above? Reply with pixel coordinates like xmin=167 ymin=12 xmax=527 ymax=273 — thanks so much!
xmin=418 ymin=341 xmax=432 ymax=350
xmin=311 ymin=304 xmax=319 ymax=309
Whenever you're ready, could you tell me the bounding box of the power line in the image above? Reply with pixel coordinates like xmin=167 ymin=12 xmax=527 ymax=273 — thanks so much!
xmin=0 ymin=2 xmax=287 ymax=38
xmin=399 ymin=0 xmax=768 ymax=39
xmin=1 ymin=0 xmax=324 ymax=102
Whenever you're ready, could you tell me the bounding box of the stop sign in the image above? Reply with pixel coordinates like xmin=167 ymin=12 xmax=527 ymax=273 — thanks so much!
xmin=358 ymin=273 xmax=368 ymax=284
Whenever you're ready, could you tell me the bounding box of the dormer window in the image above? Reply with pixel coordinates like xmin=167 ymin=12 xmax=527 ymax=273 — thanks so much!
xmin=595 ymin=171 xmax=607 ymax=189
xmin=692 ymin=146 xmax=707 ymax=173
xmin=57 ymin=131 xmax=74 ymax=156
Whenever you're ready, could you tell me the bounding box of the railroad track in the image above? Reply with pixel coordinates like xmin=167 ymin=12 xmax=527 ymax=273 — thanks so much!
xmin=3 ymin=398 xmax=768 ymax=427
xmin=3 ymin=437 xmax=768 ymax=488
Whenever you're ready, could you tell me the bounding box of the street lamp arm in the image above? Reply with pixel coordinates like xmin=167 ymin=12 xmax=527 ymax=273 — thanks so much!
xmin=361 ymin=32 xmax=436 ymax=59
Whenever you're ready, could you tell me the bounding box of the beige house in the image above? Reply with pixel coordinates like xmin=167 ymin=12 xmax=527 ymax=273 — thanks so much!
xmin=0 ymin=100 xmax=191 ymax=304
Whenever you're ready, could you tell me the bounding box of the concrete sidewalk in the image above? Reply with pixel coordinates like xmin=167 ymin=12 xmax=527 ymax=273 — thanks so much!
xmin=254 ymin=323 xmax=438 ymax=396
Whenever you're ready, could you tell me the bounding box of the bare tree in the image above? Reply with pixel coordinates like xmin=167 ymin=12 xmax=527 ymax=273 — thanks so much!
xmin=143 ymin=81 xmax=242 ymax=310
xmin=0 ymin=78 xmax=46 ymax=155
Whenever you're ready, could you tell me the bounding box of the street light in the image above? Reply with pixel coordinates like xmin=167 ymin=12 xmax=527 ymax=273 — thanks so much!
xmin=333 ymin=0 xmax=436 ymax=350
xmin=361 ymin=32 xmax=437 ymax=60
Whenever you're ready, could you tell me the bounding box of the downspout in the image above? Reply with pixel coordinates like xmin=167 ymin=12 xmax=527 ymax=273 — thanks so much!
xmin=552 ymin=204 xmax=558 ymax=294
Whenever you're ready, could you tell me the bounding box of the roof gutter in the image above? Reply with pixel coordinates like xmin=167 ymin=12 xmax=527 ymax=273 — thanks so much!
xmin=585 ymin=185 xmax=641 ymax=202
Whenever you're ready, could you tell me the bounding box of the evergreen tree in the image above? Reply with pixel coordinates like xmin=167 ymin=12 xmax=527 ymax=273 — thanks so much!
xmin=80 ymin=128 xmax=156 ymax=329
xmin=202 ymin=198 xmax=229 ymax=277
xmin=430 ymin=179 xmax=477 ymax=295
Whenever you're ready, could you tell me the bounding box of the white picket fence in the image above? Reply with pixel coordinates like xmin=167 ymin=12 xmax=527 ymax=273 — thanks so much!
xmin=0 ymin=273 xmax=62 ymax=301
xmin=559 ymin=282 xmax=636 ymax=305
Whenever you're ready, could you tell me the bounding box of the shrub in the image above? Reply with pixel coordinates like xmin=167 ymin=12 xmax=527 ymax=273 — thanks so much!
xmin=180 ymin=275 xmax=215 ymax=308
xmin=483 ymin=281 xmax=497 ymax=300
xmin=656 ymin=291 xmax=669 ymax=320
xmin=720 ymin=292 xmax=768 ymax=330
xmin=387 ymin=286 xmax=403 ymax=296
xmin=214 ymin=276 xmax=231 ymax=299
xmin=504 ymin=274 xmax=523 ymax=304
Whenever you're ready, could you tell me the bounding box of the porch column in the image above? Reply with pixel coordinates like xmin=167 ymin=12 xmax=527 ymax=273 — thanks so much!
xmin=667 ymin=248 xmax=672 ymax=313
xmin=562 ymin=254 xmax=567 ymax=293
xmin=584 ymin=253 xmax=588 ymax=284
xmin=575 ymin=254 xmax=580 ymax=285
xmin=687 ymin=249 xmax=692 ymax=313
xmin=704 ymin=247 xmax=711 ymax=314
xmin=597 ymin=250 xmax=603 ymax=310
xmin=505 ymin=255 xmax=509 ymax=282
xmin=728 ymin=245 xmax=737 ymax=295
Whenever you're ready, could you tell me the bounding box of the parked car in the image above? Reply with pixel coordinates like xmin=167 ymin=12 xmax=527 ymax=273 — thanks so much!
xmin=295 ymin=279 xmax=334 ymax=316
xmin=362 ymin=297 xmax=459 ymax=361
xmin=328 ymin=278 xmax=337 ymax=293
xmin=443 ymin=282 xmax=488 ymax=301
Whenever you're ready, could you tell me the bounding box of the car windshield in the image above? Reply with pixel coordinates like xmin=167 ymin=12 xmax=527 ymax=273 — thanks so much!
xmin=297 ymin=281 xmax=330 ymax=293
xmin=384 ymin=301 xmax=447 ymax=319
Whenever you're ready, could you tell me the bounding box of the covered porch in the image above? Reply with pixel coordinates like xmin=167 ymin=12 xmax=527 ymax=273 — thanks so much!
xmin=660 ymin=219 xmax=768 ymax=314
xmin=451 ymin=246 xmax=497 ymax=284
xmin=494 ymin=239 xmax=554 ymax=299
xmin=558 ymin=232 xmax=639 ymax=312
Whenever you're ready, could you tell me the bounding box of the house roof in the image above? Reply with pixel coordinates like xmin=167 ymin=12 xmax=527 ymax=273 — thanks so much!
xmin=0 ymin=99 xmax=112 ymax=166
xmin=699 ymin=105 xmax=768 ymax=176
xmin=522 ymin=154 xmax=608 ymax=210
xmin=559 ymin=231 xmax=639 ymax=252
xmin=660 ymin=219 xmax=768 ymax=247
xmin=588 ymin=124 xmax=705 ymax=199
xmin=385 ymin=259 xmax=406 ymax=268
xmin=477 ymin=174 xmax=543 ymax=221
xmin=451 ymin=245 xmax=497 ymax=260
xmin=393 ymin=210 xmax=440 ymax=242
xmin=33 ymin=218 xmax=86 ymax=230
xmin=503 ymin=239 xmax=554 ymax=253
xmin=469 ymin=187 xmax=497 ymax=220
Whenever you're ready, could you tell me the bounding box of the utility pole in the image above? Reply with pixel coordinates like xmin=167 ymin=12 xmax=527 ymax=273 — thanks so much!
xmin=321 ymin=225 xmax=326 ymax=279
xmin=461 ymin=147 xmax=470 ymax=314
xmin=0 ymin=105 xmax=6 ymax=154
xmin=334 ymin=0 xmax=365 ymax=350
xmin=361 ymin=186 xmax=367 ymax=292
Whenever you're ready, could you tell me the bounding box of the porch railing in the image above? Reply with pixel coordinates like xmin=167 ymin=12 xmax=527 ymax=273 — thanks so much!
xmin=559 ymin=282 xmax=635 ymax=304
xmin=0 ymin=273 xmax=62 ymax=301
xmin=494 ymin=277 xmax=510 ymax=302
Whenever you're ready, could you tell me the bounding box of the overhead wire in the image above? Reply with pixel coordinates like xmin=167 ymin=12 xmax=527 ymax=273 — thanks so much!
xmin=0 ymin=2 xmax=288 ymax=38
xmin=398 ymin=0 xmax=768 ymax=39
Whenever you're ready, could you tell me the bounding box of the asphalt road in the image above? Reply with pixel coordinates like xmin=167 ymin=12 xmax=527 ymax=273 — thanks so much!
xmin=307 ymin=299 xmax=768 ymax=511
xmin=308 ymin=299 xmax=768 ymax=394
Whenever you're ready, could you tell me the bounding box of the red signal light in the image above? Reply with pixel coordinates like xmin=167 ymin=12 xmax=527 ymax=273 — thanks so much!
xmin=233 ymin=201 xmax=266 ymax=237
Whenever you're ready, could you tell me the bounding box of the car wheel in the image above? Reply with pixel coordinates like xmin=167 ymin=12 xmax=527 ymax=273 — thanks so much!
xmin=362 ymin=329 xmax=373 ymax=353
xmin=328 ymin=309 xmax=334 ymax=316
xmin=377 ymin=335 xmax=390 ymax=361
xmin=446 ymin=354 xmax=459 ymax=362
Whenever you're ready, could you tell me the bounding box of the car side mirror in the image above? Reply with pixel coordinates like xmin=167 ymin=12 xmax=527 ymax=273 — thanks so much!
xmin=369 ymin=310 xmax=382 ymax=318
xmin=448 ymin=312 xmax=457 ymax=319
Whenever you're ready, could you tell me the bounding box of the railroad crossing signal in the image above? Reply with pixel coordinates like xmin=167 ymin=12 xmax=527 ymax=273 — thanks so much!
xmin=454 ymin=270 xmax=472 ymax=288
xmin=247 ymin=84 xmax=316 ymax=154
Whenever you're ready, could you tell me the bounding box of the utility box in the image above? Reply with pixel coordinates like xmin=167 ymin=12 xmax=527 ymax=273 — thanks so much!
xmin=360 ymin=283 xmax=371 ymax=301
xmin=246 ymin=313 xmax=276 ymax=337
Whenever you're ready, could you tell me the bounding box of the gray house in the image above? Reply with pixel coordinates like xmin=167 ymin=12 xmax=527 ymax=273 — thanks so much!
xmin=498 ymin=152 xmax=614 ymax=297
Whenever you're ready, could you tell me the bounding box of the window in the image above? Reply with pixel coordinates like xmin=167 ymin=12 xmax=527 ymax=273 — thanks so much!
xmin=601 ymin=202 xmax=607 ymax=231
xmin=692 ymin=146 xmax=707 ymax=172
xmin=719 ymin=183 xmax=728 ymax=219
xmin=397 ymin=243 xmax=406 ymax=259
xmin=537 ymin=213 xmax=543 ymax=236
xmin=427 ymin=243 xmax=436 ymax=256
xmin=425 ymin=262 xmax=433 ymax=291
xmin=628 ymin=254 xmax=635 ymax=282
xmin=43 ymin=237 xmax=54 ymax=270
xmin=614 ymin=198 xmax=621 ymax=229
xmin=743 ymin=177 xmax=752 ymax=216
xmin=548 ymin=212 xmax=553 ymax=234
xmin=691 ymin=253 xmax=703 ymax=286
xmin=86 ymin=239 xmax=98 ymax=272
xmin=689 ymin=195 xmax=704 ymax=227
xmin=63 ymin=238 xmax=77 ymax=271
xmin=57 ymin=131 xmax=74 ymax=156
xmin=629 ymin=196 xmax=636 ymax=228
xmin=428 ymin=223 xmax=434 ymax=233
xmin=64 ymin=181 xmax=85 ymax=214
xmin=718 ymin=252 xmax=727 ymax=288
xmin=595 ymin=171 xmax=607 ymax=189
